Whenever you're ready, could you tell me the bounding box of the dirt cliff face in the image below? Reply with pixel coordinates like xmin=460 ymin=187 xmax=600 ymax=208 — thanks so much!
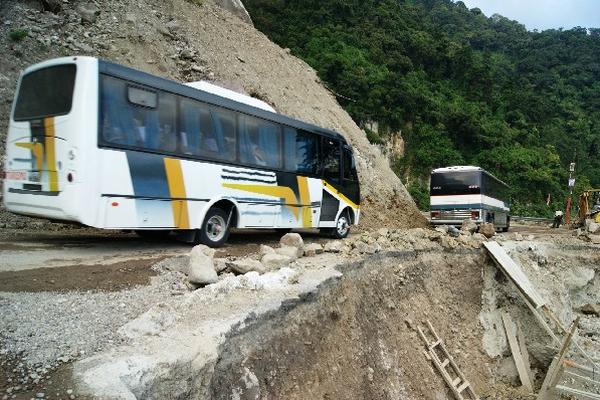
xmin=0 ymin=0 xmax=426 ymax=230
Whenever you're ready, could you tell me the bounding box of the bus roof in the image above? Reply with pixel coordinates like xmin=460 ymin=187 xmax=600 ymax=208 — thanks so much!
xmin=432 ymin=166 xmax=482 ymax=173
xmin=431 ymin=166 xmax=509 ymax=187
xmin=97 ymin=58 xmax=347 ymax=143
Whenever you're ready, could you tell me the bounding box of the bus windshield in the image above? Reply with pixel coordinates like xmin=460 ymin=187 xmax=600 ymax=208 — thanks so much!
xmin=13 ymin=64 xmax=77 ymax=121
xmin=430 ymin=171 xmax=481 ymax=196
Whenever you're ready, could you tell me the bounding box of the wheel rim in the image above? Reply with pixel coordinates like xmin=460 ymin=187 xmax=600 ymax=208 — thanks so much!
xmin=336 ymin=216 xmax=349 ymax=236
xmin=206 ymin=215 xmax=226 ymax=242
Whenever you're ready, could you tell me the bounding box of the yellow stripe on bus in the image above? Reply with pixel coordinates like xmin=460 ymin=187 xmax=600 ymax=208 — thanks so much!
xmin=164 ymin=158 xmax=190 ymax=229
xmin=297 ymin=176 xmax=312 ymax=227
xmin=322 ymin=180 xmax=360 ymax=210
xmin=223 ymin=183 xmax=300 ymax=220
xmin=44 ymin=117 xmax=59 ymax=192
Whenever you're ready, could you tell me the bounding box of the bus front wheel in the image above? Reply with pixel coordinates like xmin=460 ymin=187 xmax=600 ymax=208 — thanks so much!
xmin=197 ymin=207 xmax=230 ymax=248
xmin=324 ymin=211 xmax=350 ymax=239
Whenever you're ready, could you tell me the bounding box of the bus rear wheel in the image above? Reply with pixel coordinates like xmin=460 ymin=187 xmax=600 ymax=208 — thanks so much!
xmin=197 ymin=207 xmax=230 ymax=248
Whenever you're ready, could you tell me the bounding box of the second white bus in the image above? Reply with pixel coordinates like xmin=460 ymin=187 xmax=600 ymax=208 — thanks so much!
xmin=429 ymin=166 xmax=510 ymax=231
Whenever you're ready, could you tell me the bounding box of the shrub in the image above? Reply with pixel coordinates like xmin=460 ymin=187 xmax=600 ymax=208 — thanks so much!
xmin=9 ymin=29 xmax=28 ymax=42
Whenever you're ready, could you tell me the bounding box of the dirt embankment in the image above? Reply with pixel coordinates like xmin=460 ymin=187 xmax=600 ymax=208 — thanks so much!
xmin=208 ymin=250 xmax=491 ymax=399
xmin=0 ymin=0 xmax=426 ymax=230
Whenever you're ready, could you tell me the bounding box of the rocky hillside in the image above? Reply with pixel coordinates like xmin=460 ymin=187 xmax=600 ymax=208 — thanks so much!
xmin=0 ymin=0 xmax=426 ymax=230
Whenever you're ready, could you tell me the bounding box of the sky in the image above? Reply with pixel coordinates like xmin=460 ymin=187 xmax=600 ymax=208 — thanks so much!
xmin=458 ymin=0 xmax=600 ymax=31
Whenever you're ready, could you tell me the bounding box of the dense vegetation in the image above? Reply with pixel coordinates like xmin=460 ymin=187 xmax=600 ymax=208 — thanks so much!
xmin=244 ymin=0 xmax=600 ymax=215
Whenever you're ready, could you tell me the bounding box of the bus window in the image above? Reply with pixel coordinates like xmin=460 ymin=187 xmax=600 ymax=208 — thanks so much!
xmin=156 ymin=93 xmax=177 ymax=153
xmin=284 ymin=128 xmax=319 ymax=175
xmin=210 ymin=108 xmax=236 ymax=161
xmin=239 ymin=115 xmax=281 ymax=168
xmin=342 ymin=147 xmax=358 ymax=182
xmin=101 ymin=75 xmax=135 ymax=146
xmin=322 ymin=138 xmax=340 ymax=183
xmin=14 ymin=64 xmax=76 ymax=121
xmin=178 ymin=98 xmax=202 ymax=156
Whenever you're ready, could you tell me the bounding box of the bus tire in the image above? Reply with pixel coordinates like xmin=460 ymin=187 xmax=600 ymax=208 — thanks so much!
xmin=502 ymin=217 xmax=510 ymax=232
xmin=331 ymin=210 xmax=351 ymax=239
xmin=197 ymin=207 xmax=230 ymax=248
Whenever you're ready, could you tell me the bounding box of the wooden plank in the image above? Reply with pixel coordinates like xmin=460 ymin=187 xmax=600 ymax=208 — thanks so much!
xmin=483 ymin=241 xmax=546 ymax=308
xmin=516 ymin=320 xmax=535 ymax=386
xmin=502 ymin=312 xmax=534 ymax=392
xmin=537 ymin=319 xmax=579 ymax=400
xmin=441 ymin=359 xmax=450 ymax=368
xmin=554 ymin=385 xmax=600 ymax=400
xmin=564 ymin=370 xmax=600 ymax=386
xmin=542 ymin=306 xmax=600 ymax=370
xmin=457 ymin=381 xmax=470 ymax=393
xmin=452 ymin=377 xmax=461 ymax=387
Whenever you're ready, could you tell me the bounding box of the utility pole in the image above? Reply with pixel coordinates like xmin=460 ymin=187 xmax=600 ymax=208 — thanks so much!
xmin=565 ymin=161 xmax=576 ymax=224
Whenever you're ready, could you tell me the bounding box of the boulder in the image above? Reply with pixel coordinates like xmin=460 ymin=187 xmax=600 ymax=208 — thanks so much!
xmin=353 ymin=241 xmax=380 ymax=254
xmin=214 ymin=258 xmax=228 ymax=273
xmin=447 ymin=225 xmax=460 ymax=238
xmin=460 ymin=219 xmax=478 ymax=234
xmin=188 ymin=245 xmax=218 ymax=285
xmin=227 ymin=258 xmax=265 ymax=275
xmin=434 ymin=225 xmax=449 ymax=234
xmin=588 ymin=222 xmax=600 ymax=234
xmin=77 ymin=4 xmax=100 ymax=24
xmin=324 ymin=240 xmax=344 ymax=253
xmin=280 ymin=232 xmax=304 ymax=249
xmin=511 ymin=233 xmax=524 ymax=241
xmin=261 ymin=253 xmax=292 ymax=270
xmin=591 ymin=235 xmax=600 ymax=245
xmin=259 ymin=244 xmax=276 ymax=256
xmin=303 ymin=243 xmax=324 ymax=257
xmin=376 ymin=228 xmax=389 ymax=238
xmin=479 ymin=223 xmax=496 ymax=238
xmin=276 ymin=245 xmax=302 ymax=260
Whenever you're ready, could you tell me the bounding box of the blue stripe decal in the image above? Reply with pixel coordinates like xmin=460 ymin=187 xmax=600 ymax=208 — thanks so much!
xmin=126 ymin=152 xmax=170 ymax=198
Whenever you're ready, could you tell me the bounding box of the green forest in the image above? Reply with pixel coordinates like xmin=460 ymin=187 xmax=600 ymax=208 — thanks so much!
xmin=243 ymin=0 xmax=600 ymax=215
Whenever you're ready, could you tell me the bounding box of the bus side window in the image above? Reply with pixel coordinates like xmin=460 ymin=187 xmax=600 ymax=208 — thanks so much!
xmin=322 ymin=138 xmax=340 ymax=183
xmin=210 ymin=108 xmax=236 ymax=161
xmin=156 ymin=93 xmax=177 ymax=153
xmin=101 ymin=75 xmax=135 ymax=146
xmin=284 ymin=128 xmax=318 ymax=175
xmin=179 ymin=99 xmax=202 ymax=156
xmin=239 ymin=115 xmax=281 ymax=168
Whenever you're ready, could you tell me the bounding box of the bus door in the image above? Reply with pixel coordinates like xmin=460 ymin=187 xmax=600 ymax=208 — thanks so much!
xmin=342 ymin=145 xmax=359 ymax=208
xmin=320 ymin=138 xmax=341 ymax=224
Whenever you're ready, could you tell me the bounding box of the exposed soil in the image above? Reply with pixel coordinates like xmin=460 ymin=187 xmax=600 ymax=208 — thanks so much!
xmin=0 ymin=257 xmax=164 ymax=293
xmin=208 ymin=250 xmax=497 ymax=399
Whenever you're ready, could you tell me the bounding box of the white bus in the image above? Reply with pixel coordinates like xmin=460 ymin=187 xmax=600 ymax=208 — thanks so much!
xmin=2 ymin=56 xmax=360 ymax=247
xmin=429 ymin=166 xmax=510 ymax=231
